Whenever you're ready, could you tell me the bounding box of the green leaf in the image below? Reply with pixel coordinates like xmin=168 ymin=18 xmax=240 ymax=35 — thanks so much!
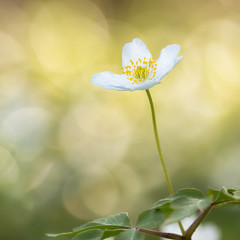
xmin=155 ymin=189 xmax=211 ymax=224
xmin=136 ymin=208 xmax=166 ymax=229
xmin=166 ymin=196 xmax=211 ymax=224
xmin=166 ymin=197 xmax=211 ymax=224
xmin=153 ymin=188 xmax=205 ymax=208
xmin=47 ymin=187 xmax=240 ymax=240
xmin=207 ymin=187 xmax=232 ymax=203
xmin=115 ymin=229 xmax=144 ymax=240
xmin=171 ymin=188 xmax=206 ymax=199
xmin=225 ymin=187 xmax=240 ymax=200
xmin=72 ymin=230 xmax=104 ymax=240
xmin=73 ymin=212 xmax=131 ymax=232
xmin=47 ymin=213 xmax=131 ymax=238
xmin=208 ymin=187 xmax=240 ymax=204
xmin=101 ymin=230 xmax=125 ymax=239
xmin=136 ymin=188 xmax=212 ymax=229
xmin=46 ymin=232 xmax=74 ymax=237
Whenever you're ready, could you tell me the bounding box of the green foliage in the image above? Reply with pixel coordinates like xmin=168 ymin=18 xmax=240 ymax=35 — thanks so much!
xmin=136 ymin=188 xmax=211 ymax=229
xmin=47 ymin=187 xmax=240 ymax=240
xmin=208 ymin=187 xmax=240 ymax=204
xmin=71 ymin=229 xmax=127 ymax=240
xmin=72 ymin=230 xmax=104 ymax=240
xmin=136 ymin=208 xmax=166 ymax=229
xmin=115 ymin=229 xmax=144 ymax=240
xmin=47 ymin=213 xmax=131 ymax=238
xmin=73 ymin=212 xmax=131 ymax=231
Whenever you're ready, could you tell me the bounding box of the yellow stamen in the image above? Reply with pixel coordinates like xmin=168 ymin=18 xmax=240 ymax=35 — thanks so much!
xmin=123 ymin=57 xmax=157 ymax=84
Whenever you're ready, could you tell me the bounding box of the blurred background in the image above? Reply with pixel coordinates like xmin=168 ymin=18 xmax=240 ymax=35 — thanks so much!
xmin=0 ymin=0 xmax=240 ymax=239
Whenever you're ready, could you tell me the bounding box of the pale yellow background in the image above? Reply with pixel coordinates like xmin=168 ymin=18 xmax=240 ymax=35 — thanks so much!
xmin=0 ymin=0 xmax=239 ymax=239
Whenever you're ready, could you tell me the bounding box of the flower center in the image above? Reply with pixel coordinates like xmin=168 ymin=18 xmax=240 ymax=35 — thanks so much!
xmin=122 ymin=57 xmax=157 ymax=84
xmin=134 ymin=66 xmax=149 ymax=80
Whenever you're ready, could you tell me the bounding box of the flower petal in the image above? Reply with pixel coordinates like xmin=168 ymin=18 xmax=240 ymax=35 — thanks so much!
xmin=128 ymin=80 xmax=160 ymax=91
xmin=155 ymin=44 xmax=182 ymax=81
xmin=122 ymin=38 xmax=152 ymax=67
xmin=91 ymin=71 xmax=161 ymax=91
xmin=91 ymin=71 xmax=134 ymax=91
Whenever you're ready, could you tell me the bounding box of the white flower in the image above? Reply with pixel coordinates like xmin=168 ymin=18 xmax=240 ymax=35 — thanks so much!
xmin=91 ymin=38 xmax=182 ymax=91
xmin=161 ymin=216 xmax=221 ymax=240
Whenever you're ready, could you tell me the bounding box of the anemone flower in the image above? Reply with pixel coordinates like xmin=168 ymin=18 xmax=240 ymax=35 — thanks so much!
xmin=91 ymin=38 xmax=182 ymax=91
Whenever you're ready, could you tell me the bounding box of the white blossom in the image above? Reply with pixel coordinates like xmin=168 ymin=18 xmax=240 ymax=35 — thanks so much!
xmin=91 ymin=38 xmax=182 ymax=91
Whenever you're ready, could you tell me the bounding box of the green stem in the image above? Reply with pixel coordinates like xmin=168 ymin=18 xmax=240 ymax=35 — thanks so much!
xmin=146 ymin=89 xmax=173 ymax=195
xmin=184 ymin=199 xmax=239 ymax=239
xmin=184 ymin=204 xmax=213 ymax=239
xmin=145 ymin=89 xmax=185 ymax=235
